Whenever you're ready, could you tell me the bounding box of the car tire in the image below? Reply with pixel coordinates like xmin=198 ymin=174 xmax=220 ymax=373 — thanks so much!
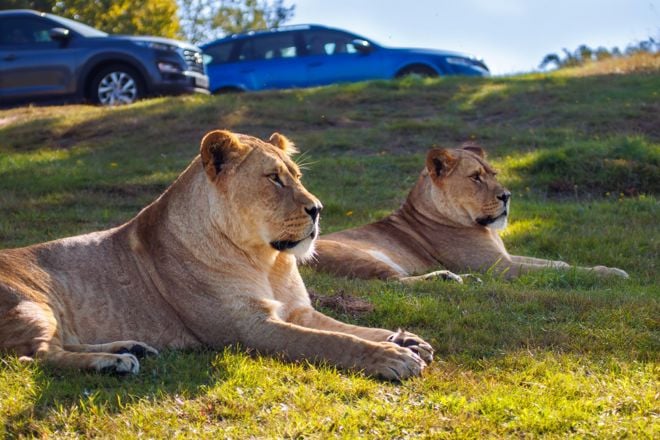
xmin=395 ymin=65 xmax=438 ymax=79
xmin=89 ymin=65 xmax=144 ymax=106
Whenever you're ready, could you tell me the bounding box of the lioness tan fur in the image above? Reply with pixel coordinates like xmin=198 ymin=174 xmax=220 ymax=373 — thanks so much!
xmin=311 ymin=145 xmax=629 ymax=282
xmin=0 ymin=130 xmax=432 ymax=380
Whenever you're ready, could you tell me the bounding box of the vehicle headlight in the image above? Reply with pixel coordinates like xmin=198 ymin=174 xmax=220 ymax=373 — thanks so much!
xmin=445 ymin=57 xmax=475 ymax=67
xmin=133 ymin=40 xmax=178 ymax=52
xmin=157 ymin=61 xmax=183 ymax=73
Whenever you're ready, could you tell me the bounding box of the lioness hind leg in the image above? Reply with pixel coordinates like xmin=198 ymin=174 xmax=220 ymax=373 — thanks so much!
xmin=1 ymin=300 xmax=140 ymax=374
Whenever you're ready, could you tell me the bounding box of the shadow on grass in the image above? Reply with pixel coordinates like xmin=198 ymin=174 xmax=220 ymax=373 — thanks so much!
xmin=2 ymin=349 xmax=223 ymax=436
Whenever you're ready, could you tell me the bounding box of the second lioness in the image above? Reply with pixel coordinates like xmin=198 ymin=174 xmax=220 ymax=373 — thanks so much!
xmin=310 ymin=145 xmax=628 ymax=282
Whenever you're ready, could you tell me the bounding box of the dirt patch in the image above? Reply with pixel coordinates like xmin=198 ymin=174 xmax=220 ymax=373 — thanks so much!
xmin=309 ymin=289 xmax=375 ymax=316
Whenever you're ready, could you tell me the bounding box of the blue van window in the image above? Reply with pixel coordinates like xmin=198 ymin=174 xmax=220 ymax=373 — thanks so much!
xmin=238 ymin=33 xmax=297 ymax=61
xmin=302 ymin=30 xmax=357 ymax=56
xmin=204 ymin=41 xmax=233 ymax=65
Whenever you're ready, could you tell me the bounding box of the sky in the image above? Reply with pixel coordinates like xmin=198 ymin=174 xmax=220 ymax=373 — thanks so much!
xmin=289 ymin=0 xmax=659 ymax=75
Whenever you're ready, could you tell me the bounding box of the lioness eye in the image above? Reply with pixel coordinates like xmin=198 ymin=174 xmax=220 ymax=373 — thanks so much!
xmin=268 ymin=174 xmax=284 ymax=188
xmin=471 ymin=173 xmax=482 ymax=183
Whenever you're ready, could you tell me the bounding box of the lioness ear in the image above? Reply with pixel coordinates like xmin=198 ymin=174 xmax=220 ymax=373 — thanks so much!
xmin=461 ymin=141 xmax=486 ymax=159
xmin=426 ymin=148 xmax=458 ymax=179
xmin=200 ymin=130 xmax=246 ymax=179
xmin=269 ymin=132 xmax=298 ymax=156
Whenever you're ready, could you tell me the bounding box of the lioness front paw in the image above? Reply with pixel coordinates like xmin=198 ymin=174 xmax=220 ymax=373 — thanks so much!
xmin=96 ymin=353 xmax=140 ymax=375
xmin=458 ymin=273 xmax=483 ymax=283
xmin=363 ymin=342 xmax=427 ymax=381
xmin=400 ymin=270 xmax=464 ymax=284
xmin=592 ymin=266 xmax=629 ymax=278
xmin=387 ymin=329 xmax=434 ymax=364
xmin=115 ymin=341 xmax=159 ymax=358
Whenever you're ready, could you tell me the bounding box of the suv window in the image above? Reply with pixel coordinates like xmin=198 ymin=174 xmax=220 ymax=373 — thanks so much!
xmin=237 ymin=33 xmax=298 ymax=61
xmin=302 ymin=30 xmax=358 ymax=56
xmin=0 ymin=17 xmax=56 ymax=45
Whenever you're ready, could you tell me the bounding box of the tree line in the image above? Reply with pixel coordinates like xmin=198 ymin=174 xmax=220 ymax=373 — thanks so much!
xmin=539 ymin=37 xmax=658 ymax=70
xmin=0 ymin=0 xmax=295 ymax=43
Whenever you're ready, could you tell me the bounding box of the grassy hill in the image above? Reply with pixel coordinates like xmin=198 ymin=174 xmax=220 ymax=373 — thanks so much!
xmin=1 ymin=58 xmax=658 ymax=437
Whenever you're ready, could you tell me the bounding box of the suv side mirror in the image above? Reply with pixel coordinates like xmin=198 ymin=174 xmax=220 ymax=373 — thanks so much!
xmin=351 ymin=39 xmax=372 ymax=54
xmin=49 ymin=27 xmax=70 ymax=42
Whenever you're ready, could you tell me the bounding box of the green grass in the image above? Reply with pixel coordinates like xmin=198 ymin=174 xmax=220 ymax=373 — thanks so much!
xmin=1 ymin=62 xmax=658 ymax=437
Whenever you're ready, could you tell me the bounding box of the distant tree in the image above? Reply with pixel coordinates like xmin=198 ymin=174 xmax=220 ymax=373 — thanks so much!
xmin=594 ymin=46 xmax=612 ymax=61
xmin=625 ymin=37 xmax=658 ymax=55
xmin=177 ymin=0 xmax=295 ymax=44
xmin=577 ymin=44 xmax=593 ymax=63
xmin=0 ymin=0 xmax=180 ymax=37
xmin=0 ymin=0 xmax=53 ymax=10
xmin=177 ymin=0 xmax=213 ymax=44
xmin=214 ymin=0 xmax=294 ymax=35
xmin=539 ymin=53 xmax=561 ymax=70
xmin=561 ymin=48 xmax=581 ymax=67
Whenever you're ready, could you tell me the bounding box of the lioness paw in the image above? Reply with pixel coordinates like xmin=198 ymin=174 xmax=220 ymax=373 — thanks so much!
xmin=387 ymin=329 xmax=434 ymax=364
xmin=115 ymin=341 xmax=159 ymax=358
xmin=97 ymin=353 xmax=140 ymax=375
xmin=363 ymin=342 xmax=427 ymax=381
xmin=458 ymin=273 xmax=483 ymax=283
xmin=400 ymin=270 xmax=464 ymax=284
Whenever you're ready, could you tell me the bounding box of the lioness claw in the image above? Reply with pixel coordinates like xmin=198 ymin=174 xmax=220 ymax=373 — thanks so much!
xmin=387 ymin=329 xmax=434 ymax=364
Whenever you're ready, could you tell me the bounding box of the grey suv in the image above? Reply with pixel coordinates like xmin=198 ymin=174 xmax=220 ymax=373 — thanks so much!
xmin=0 ymin=9 xmax=209 ymax=105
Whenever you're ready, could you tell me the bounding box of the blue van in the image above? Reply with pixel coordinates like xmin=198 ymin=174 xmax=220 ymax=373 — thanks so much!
xmin=201 ymin=24 xmax=488 ymax=93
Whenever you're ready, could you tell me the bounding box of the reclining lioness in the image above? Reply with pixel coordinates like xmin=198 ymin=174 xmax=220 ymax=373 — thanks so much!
xmin=311 ymin=145 xmax=628 ymax=282
xmin=0 ymin=130 xmax=432 ymax=380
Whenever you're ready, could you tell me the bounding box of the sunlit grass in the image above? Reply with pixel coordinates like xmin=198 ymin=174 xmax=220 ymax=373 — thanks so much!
xmin=2 ymin=348 xmax=657 ymax=438
xmin=457 ymin=82 xmax=510 ymax=111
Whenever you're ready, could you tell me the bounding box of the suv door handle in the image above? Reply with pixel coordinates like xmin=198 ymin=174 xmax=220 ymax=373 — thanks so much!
xmin=3 ymin=54 xmax=18 ymax=61
xmin=240 ymin=68 xmax=255 ymax=73
xmin=308 ymin=61 xmax=323 ymax=67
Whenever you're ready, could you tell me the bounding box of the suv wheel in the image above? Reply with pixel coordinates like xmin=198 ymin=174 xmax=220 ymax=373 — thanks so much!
xmin=90 ymin=65 xmax=144 ymax=105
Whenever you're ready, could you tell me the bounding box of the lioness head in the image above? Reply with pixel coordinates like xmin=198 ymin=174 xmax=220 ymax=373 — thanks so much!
xmin=425 ymin=144 xmax=511 ymax=230
xmin=200 ymin=130 xmax=322 ymax=260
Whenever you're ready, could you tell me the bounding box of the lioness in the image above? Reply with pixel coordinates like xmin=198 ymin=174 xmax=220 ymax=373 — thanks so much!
xmin=311 ymin=145 xmax=628 ymax=282
xmin=0 ymin=130 xmax=432 ymax=380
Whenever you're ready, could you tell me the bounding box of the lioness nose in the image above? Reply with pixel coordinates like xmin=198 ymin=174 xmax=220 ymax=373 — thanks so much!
xmin=305 ymin=203 xmax=322 ymax=221
xmin=497 ymin=192 xmax=511 ymax=204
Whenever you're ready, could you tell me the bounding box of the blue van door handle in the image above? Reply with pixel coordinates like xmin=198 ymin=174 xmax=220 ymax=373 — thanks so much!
xmin=3 ymin=54 xmax=18 ymax=61
xmin=240 ymin=68 xmax=255 ymax=73
xmin=308 ymin=61 xmax=323 ymax=68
